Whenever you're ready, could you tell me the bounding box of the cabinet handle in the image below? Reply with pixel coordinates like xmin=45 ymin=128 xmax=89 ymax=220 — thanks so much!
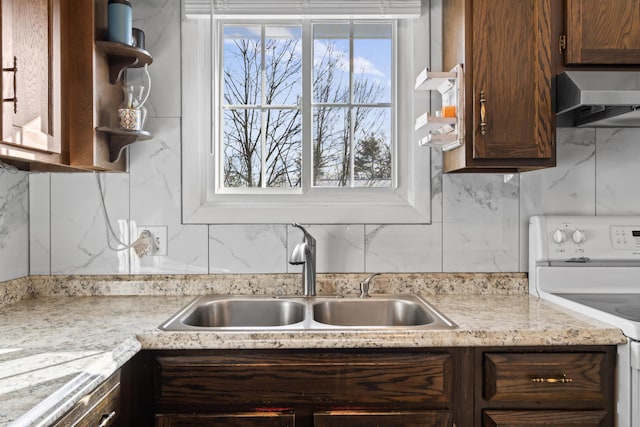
xmin=479 ymin=90 xmax=486 ymax=136
xmin=531 ymin=375 xmax=573 ymax=384
xmin=97 ymin=411 xmax=117 ymax=427
xmin=2 ymin=56 xmax=17 ymax=114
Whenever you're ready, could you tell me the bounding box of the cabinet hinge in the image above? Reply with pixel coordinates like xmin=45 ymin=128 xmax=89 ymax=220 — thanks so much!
xmin=559 ymin=34 xmax=567 ymax=55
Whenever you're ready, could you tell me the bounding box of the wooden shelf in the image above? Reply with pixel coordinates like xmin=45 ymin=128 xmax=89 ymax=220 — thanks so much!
xmin=95 ymin=41 xmax=153 ymax=84
xmin=95 ymin=127 xmax=153 ymax=162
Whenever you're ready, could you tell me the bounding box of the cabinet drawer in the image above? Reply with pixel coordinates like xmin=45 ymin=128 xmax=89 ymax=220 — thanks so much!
xmin=155 ymin=412 xmax=295 ymax=427
xmin=314 ymin=410 xmax=452 ymax=427
xmin=53 ymin=371 xmax=120 ymax=427
xmin=483 ymin=410 xmax=608 ymax=426
xmin=483 ymin=352 xmax=605 ymax=402
xmin=155 ymin=351 xmax=452 ymax=407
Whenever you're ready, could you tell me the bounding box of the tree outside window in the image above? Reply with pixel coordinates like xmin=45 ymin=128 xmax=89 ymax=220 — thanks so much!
xmin=220 ymin=21 xmax=393 ymax=191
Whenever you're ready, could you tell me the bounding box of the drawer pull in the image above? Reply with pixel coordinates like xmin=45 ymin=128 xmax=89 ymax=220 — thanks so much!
xmin=98 ymin=411 xmax=117 ymax=427
xmin=531 ymin=375 xmax=573 ymax=384
xmin=2 ymin=56 xmax=17 ymax=113
xmin=479 ymin=90 xmax=487 ymax=136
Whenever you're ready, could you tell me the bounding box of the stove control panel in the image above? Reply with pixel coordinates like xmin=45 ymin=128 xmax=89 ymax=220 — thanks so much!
xmin=610 ymin=226 xmax=640 ymax=250
xmin=530 ymin=215 xmax=640 ymax=262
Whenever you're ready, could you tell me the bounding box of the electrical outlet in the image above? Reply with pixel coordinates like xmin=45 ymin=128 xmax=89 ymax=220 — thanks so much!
xmin=140 ymin=225 xmax=168 ymax=256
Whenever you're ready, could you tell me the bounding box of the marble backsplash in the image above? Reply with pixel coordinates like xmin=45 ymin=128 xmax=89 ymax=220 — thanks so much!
xmin=0 ymin=163 xmax=28 ymax=282
xmin=1 ymin=0 xmax=640 ymax=281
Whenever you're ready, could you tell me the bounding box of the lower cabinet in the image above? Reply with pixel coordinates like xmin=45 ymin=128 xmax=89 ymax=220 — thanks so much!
xmin=314 ymin=411 xmax=452 ymax=427
xmin=476 ymin=347 xmax=615 ymax=427
xmin=122 ymin=346 xmax=616 ymax=427
xmin=155 ymin=411 xmax=451 ymax=427
xmin=52 ymin=371 xmax=120 ymax=427
xmin=155 ymin=412 xmax=295 ymax=427
xmin=482 ymin=410 xmax=608 ymax=427
xmin=149 ymin=349 xmax=462 ymax=427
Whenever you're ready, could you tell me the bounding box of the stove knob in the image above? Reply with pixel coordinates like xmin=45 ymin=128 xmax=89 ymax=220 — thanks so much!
xmin=552 ymin=229 xmax=567 ymax=244
xmin=572 ymin=229 xmax=586 ymax=244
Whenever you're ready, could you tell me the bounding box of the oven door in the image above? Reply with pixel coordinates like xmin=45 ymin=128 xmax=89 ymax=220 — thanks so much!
xmin=633 ymin=340 xmax=640 ymax=427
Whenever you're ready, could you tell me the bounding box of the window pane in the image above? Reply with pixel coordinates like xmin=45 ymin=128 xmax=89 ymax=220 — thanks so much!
xmin=265 ymin=26 xmax=302 ymax=106
xmin=265 ymin=109 xmax=302 ymax=188
xmin=353 ymin=23 xmax=392 ymax=104
xmin=354 ymin=107 xmax=392 ymax=188
xmin=223 ymin=109 xmax=261 ymax=187
xmin=313 ymin=23 xmax=349 ymax=105
xmin=223 ymin=25 xmax=261 ymax=106
xmin=313 ymin=107 xmax=349 ymax=187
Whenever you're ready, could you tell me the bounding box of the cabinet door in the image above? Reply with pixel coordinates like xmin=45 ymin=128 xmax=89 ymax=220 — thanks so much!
xmin=471 ymin=0 xmax=553 ymax=161
xmin=483 ymin=410 xmax=608 ymax=427
xmin=155 ymin=412 xmax=295 ymax=427
xmin=1 ymin=0 xmax=61 ymax=154
xmin=566 ymin=0 xmax=640 ymax=64
xmin=314 ymin=411 xmax=452 ymax=427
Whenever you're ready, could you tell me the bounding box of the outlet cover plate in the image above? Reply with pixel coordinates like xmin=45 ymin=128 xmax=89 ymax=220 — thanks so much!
xmin=140 ymin=225 xmax=168 ymax=256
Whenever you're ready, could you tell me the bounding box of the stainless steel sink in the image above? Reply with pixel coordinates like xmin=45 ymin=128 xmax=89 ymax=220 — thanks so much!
xmin=159 ymin=295 xmax=456 ymax=331
xmin=312 ymin=298 xmax=435 ymax=327
xmin=182 ymin=299 xmax=306 ymax=327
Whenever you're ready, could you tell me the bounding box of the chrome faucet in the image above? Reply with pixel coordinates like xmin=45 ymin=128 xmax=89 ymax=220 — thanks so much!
xmin=289 ymin=223 xmax=316 ymax=296
xmin=359 ymin=273 xmax=381 ymax=298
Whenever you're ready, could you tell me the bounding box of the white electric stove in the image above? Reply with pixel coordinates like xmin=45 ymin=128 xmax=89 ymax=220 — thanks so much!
xmin=529 ymin=215 xmax=640 ymax=427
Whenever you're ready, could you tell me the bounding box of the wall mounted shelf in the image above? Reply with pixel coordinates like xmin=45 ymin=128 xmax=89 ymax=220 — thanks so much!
xmin=415 ymin=64 xmax=464 ymax=152
xmin=95 ymin=41 xmax=153 ymax=84
xmin=95 ymin=127 xmax=152 ymax=163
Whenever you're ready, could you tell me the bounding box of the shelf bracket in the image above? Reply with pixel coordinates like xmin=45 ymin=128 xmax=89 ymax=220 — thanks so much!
xmin=95 ymin=127 xmax=153 ymax=162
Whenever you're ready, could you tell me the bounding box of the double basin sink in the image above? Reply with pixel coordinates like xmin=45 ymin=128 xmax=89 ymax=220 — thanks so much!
xmin=159 ymin=294 xmax=457 ymax=331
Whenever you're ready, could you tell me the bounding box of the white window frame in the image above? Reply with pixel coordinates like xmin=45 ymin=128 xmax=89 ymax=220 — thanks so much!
xmin=181 ymin=9 xmax=431 ymax=224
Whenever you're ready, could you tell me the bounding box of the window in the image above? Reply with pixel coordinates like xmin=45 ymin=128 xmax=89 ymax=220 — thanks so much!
xmin=181 ymin=0 xmax=431 ymax=224
xmin=219 ymin=21 xmax=393 ymax=191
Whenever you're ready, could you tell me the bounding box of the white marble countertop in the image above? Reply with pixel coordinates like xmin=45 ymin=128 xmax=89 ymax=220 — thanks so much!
xmin=0 ymin=275 xmax=628 ymax=426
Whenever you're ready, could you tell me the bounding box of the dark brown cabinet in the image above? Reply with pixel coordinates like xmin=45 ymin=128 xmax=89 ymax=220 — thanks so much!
xmin=149 ymin=349 xmax=463 ymax=427
xmin=475 ymin=347 xmax=615 ymax=426
xmin=53 ymin=371 xmax=120 ymax=427
xmin=483 ymin=410 xmax=608 ymax=427
xmin=442 ymin=0 xmax=555 ymax=173
xmin=565 ymin=0 xmax=640 ymax=65
xmin=121 ymin=346 xmax=615 ymax=427
xmin=155 ymin=413 xmax=295 ymax=427
xmin=314 ymin=411 xmax=452 ymax=427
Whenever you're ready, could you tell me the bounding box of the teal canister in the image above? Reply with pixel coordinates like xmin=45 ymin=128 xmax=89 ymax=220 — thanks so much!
xmin=108 ymin=0 xmax=133 ymax=45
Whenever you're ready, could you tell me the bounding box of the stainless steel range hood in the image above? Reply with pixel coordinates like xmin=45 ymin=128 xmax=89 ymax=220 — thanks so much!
xmin=556 ymin=71 xmax=640 ymax=127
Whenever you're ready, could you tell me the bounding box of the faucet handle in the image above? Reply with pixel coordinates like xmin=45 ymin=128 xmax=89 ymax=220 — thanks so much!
xmin=359 ymin=273 xmax=381 ymax=298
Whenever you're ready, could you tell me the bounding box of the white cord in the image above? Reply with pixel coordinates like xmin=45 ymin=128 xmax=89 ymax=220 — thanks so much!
xmin=94 ymin=172 xmax=132 ymax=252
xmin=139 ymin=63 xmax=151 ymax=108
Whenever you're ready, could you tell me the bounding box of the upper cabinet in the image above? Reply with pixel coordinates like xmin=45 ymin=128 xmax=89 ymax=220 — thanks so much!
xmin=0 ymin=0 xmax=68 ymax=169
xmin=442 ymin=0 xmax=555 ymax=173
xmin=564 ymin=0 xmax=640 ymax=65
xmin=0 ymin=0 xmax=152 ymax=172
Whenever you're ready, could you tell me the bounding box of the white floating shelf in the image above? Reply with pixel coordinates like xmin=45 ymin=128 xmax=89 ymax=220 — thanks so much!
xmin=415 ymin=113 xmax=456 ymax=132
xmin=414 ymin=63 xmax=465 ymax=152
xmin=418 ymin=133 xmax=463 ymax=151
xmin=414 ymin=68 xmax=457 ymax=91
